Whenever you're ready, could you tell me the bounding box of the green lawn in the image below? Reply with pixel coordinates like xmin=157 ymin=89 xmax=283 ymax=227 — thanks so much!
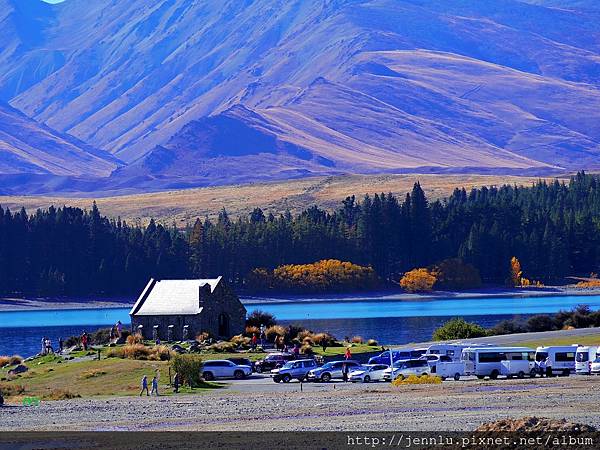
xmin=505 ymin=334 xmax=600 ymax=349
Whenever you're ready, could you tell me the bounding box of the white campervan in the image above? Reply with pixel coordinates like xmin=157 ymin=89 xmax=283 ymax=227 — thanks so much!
xmin=575 ymin=346 xmax=599 ymax=375
xmin=426 ymin=343 xmax=490 ymax=362
xmin=461 ymin=347 xmax=535 ymax=379
xmin=535 ymin=345 xmax=578 ymax=376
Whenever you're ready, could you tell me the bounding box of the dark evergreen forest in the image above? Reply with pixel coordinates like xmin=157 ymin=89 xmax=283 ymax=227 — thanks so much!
xmin=1 ymin=172 xmax=599 ymax=296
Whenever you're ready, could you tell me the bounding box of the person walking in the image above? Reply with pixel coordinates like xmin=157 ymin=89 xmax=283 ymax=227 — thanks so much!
xmin=41 ymin=337 xmax=47 ymax=355
xmin=58 ymin=337 xmax=64 ymax=354
xmin=173 ymin=373 xmax=180 ymax=393
xmin=344 ymin=347 xmax=352 ymax=360
xmin=116 ymin=321 xmax=123 ymax=338
xmin=140 ymin=375 xmax=149 ymax=396
xmin=251 ymin=334 xmax=257 ymax=350
xmin=342 ymin=363 xmax=349 ymax=382
xmin=151 ymin=375 xmax=159 ymax=396
xmin=538 ymin=357 xmax=547 ymax=377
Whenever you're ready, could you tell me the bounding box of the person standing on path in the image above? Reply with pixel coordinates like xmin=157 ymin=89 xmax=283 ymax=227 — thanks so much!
xmin=151 ymin=375 xmax=159 ymax=396
xmin=58 ymin=337 xmax=63 ymax=354
xmin=41 ymin=337 xmax=47 ymax=355
xmin=139 ymin=375 xmax=149 ymax=396
xmin=344 ymin=347 xmax=352 ymax=360
xmin=173 ymin=373 xmax=180 ymax=393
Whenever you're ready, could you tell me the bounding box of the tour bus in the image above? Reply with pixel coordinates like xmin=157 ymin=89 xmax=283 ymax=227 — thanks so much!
xmin=461 ymin=347 xmax=536 ymax=379
xmin=575 ymin=346 xmax=600 ymax=375
xmin=535 ymin=345 xmax=579 ymax=376
xmin=426 ymin=342 xmax=493 ymax=362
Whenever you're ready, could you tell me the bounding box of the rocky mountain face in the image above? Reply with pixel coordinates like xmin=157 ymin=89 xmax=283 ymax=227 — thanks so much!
xmin=1 ymin=0 xmax=600 ymax=194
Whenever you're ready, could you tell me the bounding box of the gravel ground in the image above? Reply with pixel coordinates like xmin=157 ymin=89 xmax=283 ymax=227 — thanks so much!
xmin=2 ymin=375 xmax=600 ymax=431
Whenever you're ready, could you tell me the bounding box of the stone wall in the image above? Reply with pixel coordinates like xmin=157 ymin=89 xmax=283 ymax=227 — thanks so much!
xmin=130 ymin=280 xmax=246 ymax=341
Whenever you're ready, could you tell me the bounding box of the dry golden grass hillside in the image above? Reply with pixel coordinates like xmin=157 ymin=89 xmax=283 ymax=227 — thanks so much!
xmin=0 ymin=173 xmax=558 ymax=226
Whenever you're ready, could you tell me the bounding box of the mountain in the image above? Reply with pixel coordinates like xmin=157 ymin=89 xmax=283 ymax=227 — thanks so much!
xmin=1 ymin=0 xmax=600 ymax=193
xmin=0 ymin=101 xmax=118 ymax=183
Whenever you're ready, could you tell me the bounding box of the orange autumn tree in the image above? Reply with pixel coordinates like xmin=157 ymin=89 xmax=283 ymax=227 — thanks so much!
xmin=399 ymin=268 xmax=437 ymax=292
xmin=508 ymin=257 xmax=543 ymax=288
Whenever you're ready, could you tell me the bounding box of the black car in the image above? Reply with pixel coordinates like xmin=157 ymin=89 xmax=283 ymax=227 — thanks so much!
xmin=228 ymin=357 xmax=254 ymax=372
xmin=254 ymin=353 xmax=295 ymax=373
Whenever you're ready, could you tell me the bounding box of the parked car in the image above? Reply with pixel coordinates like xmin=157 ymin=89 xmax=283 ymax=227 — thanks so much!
xmin=590 ymin=357 xmax=600 ymax=375
xmin=201 ymin=360 xmax=252 ymax=380
xmin=271 ymin=359 xmax=318 ymax=383
xmin=368 ymin=349 xmax=424 ymax=365
xmin=382 ymin=359 xmax=430 ymax=381
xmin=306 ymin=360 xmax=362 ymax=382
xmin=228 ymin=357 xmax=254 ymax=372
xmin=348 ymin=364 xmax=389 ymax=383
xmin=254 ymin=353 xmax=295 ymax=373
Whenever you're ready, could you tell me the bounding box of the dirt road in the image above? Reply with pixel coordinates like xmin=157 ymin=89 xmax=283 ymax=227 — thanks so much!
xmin=2 ymin=375 xmax=599 ymax=431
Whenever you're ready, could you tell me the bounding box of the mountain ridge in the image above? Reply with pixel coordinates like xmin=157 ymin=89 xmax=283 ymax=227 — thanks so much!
xmin=0 ymin=0 xmax=599 ymax=194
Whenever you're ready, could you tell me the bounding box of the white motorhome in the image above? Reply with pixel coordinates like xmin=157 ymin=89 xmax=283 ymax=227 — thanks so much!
xmin=426 ymin=342 xmax=492 ymax=362
xmin=535 ymin=345 xmax=579 ymax=376
xmin=461 ymin=347 xmax=535 ymax=379
xmin=576 ymin=346 xmax=600 ymax=374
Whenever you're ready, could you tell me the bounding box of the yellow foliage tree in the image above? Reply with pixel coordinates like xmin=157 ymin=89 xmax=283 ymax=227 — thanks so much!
xmin=400 ymin=268 xmax=437 ymax=293
xmin=509 ymin=257 xmax=523 ymax=287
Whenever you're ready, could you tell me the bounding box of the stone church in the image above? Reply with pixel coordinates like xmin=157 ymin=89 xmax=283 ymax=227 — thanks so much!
xmin=129 ymin=277 xmax=246 ymax=341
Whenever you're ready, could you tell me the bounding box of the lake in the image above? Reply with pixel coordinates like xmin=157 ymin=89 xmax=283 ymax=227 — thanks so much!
xmin=1 ymin=294 xmax=599 ymax=357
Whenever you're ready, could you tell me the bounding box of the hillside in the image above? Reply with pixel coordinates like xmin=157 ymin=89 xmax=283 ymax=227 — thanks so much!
xmin=1 ymin=0 xmax=600 ymax=192
xmin=0 ymin=101 xmax=119 ymax=183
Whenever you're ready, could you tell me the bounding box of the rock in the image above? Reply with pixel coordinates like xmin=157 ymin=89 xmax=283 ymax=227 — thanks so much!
xmin=8 ymin=364 xmax=28 ymax=375
xmin=476 ymin=416 xmax=597 ymax=433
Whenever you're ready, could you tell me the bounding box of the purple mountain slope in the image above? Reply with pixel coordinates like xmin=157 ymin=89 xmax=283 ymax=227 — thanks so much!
xmin=1 ymin=0 xmax=600 ymax=193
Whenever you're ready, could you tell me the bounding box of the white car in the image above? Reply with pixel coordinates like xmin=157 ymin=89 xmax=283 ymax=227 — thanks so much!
xmin=383 ymin=359 xmax=431 ymax=381
xmin=201 ymin=359 xmax=253 ymax=380
xmin=348 ymin=364 xmax=389 ymax=383
xmin=591 ymin=357 xmax=600 ymax=375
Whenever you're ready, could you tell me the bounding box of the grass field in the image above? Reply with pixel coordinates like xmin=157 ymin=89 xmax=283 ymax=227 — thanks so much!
xmin=0 ymin=173 xmax=557 ymax=226
xmin=0 ymin=342 xmax=380 ymax=402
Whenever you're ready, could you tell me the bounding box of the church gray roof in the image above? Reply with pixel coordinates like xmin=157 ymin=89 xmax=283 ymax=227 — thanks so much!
xmin=129 ymin=277 xmax=222 ymax=316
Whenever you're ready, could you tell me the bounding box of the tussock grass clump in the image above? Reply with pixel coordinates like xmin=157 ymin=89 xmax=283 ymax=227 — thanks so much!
xmin=107 ymin=344 xmax=171 ymax=361
xmin=0 ymin=355 xmax=23 ymax=368
xmin=265 ymin=325 xmax=286 ymax=341
xmin=0 ymin=356 xmax=10 ymax=368
xmin=43 ymin=389 xmax=81 ymax=401
xmin=367 ymin=339 xmax=378 ymax=346
xmin=126 ymin=334 xmax=143 ymax=345
xmin=300 ymin=344 xmax=314 ymax=355
xmin=351 ymin=336 xmax=364 ymax=344
xmin=230 ymin=334 xmax=250 ymax=347
xmin=392 ymin=374 xmax=442 ymax=386
xmin=79 ymin=369 xmax=107 ymax=379
xmin=244 ymin=326 xmax=260 ymax=336
xmin=0 ymin=382 xmax=25 ymax=397
xmin=208 ymin=341 xmax=236 ymax=353
xmin=312 ymin=332 xmax=336 ymax=347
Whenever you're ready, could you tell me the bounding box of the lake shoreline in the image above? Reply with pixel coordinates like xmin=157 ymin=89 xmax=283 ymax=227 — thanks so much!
xmin=1 ymin=286 xmax=600 ymax=312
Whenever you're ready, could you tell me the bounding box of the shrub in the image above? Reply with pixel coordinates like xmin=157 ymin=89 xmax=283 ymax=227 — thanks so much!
xmin=107 ymin=344 xmax=151 ymax=360
xmin=0 ymin=382 xmax=25 ymax=397
xmin=230 ymin=334 xmax=250 ymax=348
xmin=489 ymin=319 xmax=528 ymax=336
xmin=433 ymin=318 xmax=487 ymax=341
xmin=244 ymin=326 xmax=260 ymax=337
xmin=89 ymin=328 xmax=112 ymax=345
xmin=153 ymin=345 xmax=173 ymax=361
xmin=300 ymin=344 xmax=314 ymax=355
xmin=246 ymin=310 xmax=277 ymax=328
xmin=172 ymin=354 xmax=204 ymax=388
xmin=208 ymin=341 xmax=236 ymax=353
xmin=367 ymin=339 xmax=378 ymax=346
xmin=285 ymin=325 xmax=306 ymax=341
xmin=196 ymin=331 xmax=211 ymax=342
xmin=577 ymin=279 xmax=600 ymax=288
xmin=400 ymin=268 xmax=437 ymax=292
xmin=526 ymin=315 xmax=556 ymax=332
xmin=64 ymin=335 xmax=80 ymax=348
xmin=265 ymin=325 xmax=286 ymax=341
xmin=312 ymin=332 xmax=336 ymax=347
xmin=0 ymin=356 xmax=10 ymax=368
xmin=392 ymin=374 xmax=442 ymax=386
xmin=297 ymin=330 xmax=314 ymax=342
xmin=43 ymin=389 xmax=80 ymax=401
xmin=432 ymin=258 xmax=482 ymax=290
xmin=351 ymin=336 xmax=364 ymax=344
xmin=126 ymin=334 xmax=143 ymax=345
xmin=9 ymin=355 xmax=23 ymax=366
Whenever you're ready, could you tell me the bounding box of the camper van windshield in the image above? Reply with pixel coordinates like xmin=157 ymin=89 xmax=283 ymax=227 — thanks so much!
xmin=536 ymin=352 xmax=548 ymax=362
xmin=576 ymin=352 xmax=589 ymax=362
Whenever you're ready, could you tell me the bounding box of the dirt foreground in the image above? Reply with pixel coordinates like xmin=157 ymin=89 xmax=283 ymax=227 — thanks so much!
xmin=2 ymin=376 xmax=599 ymax=432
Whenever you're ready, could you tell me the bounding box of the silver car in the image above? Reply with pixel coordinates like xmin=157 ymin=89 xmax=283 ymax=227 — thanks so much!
xmin=201 ymin=359 xmax=253 ymax=380
xmin=349 ymin=364 xmax=389 ymax=382
xmin=306 ymin=360 xmax=362 ymax=382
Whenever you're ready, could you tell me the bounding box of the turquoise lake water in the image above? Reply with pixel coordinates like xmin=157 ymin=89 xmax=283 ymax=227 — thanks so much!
xmin=1 ymin=294 xmax=599 ymax=356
